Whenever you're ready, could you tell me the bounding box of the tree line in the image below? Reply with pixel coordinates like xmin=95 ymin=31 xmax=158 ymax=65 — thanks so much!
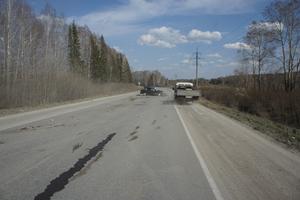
xmin=203 ymin=0 xmax=300 ymax=130
xmin=132 ymin=70 xmax=168 ymax=87
xmin=68 ymin=21 xmax=132 ymax=83
xmin=236 ymin=0 xmax=300 ymax=92
xmin=0 ymin=0 xmax=132 ymax=108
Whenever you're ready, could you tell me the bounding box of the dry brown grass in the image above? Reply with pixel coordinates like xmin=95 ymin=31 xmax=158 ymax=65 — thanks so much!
xmin=199 ymin=97 xmax=300 ymax=151
xmin=0 ymin=72 xmax=137 ymax=110
xmin=200 ymin=85 xmax=300 ymax=128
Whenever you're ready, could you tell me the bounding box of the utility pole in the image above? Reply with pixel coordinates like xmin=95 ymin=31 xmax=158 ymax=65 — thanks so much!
xmin=194 ymin=48 xmax=201 ymax=88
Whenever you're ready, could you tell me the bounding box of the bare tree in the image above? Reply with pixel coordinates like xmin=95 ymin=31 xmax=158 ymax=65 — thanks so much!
xmin=264 ymin=0 xmax=300 ymax=91
xmin=3 ymin=0 xmax=14 ymax=92
xmin=0 ymin=0 xmax=134 ymax=108
xmin=241 ymin=21 xmax=277 ymax=90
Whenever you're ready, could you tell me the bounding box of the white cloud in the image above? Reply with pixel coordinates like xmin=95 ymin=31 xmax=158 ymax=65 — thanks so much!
xmin=181 ymin=54 xmax=193 ymax=65
xmin=207 ymin=53 xmax=222 ymax=58
xmin=138 ymin=26 xmax=187 ymax=48
xmin=113 ymin=46 xmax=123 ymax=53
xmin=158 ymin=57 xmax=168 ymax=62
xmin=248 ymin=22 xmax=283 ymax=32
xmin=69 ymin=0 xmax=258 ymax=36
xmin=187 ymin=29 xmax=222 ymax=43
xmin=224 ymin=42 xmax=251 ymax=50
xmin=182 ymin=58 xmax=193 ymax=64
xmin=138 ymin=27 xmax=222 ymax=48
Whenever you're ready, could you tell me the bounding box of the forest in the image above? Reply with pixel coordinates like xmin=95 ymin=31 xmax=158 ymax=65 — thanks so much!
xmin=0 ymin=0 xmax=133 ymax=109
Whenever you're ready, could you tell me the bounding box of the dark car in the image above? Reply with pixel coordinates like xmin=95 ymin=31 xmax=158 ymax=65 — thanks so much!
xmin=140 ymin=86 xmax=162 ymax=96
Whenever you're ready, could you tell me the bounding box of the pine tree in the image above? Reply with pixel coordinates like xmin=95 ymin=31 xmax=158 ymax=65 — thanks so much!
xmin=68 ymin=21 xmax=83 ymax=74
xmin=119 ymin=56 xmax=132 ymax=83
xmin=90 ymin=35 xmax=102 ymax=80
xmin=111 ymin=53 xmax=121 ymax=82
xmin=125 ymin=60 xmax=133 ymax=83
xmin=99 ymin=35 xmax=108 ymax=81
xmin=68 ymin=25 xmax=74 ymax=69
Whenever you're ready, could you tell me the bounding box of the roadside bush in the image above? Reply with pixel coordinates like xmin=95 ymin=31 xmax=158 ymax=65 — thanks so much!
xmin=200 ymin=85 xmax=300 ymax=128
xmin=237 ymin=95 xmax=257 ymax=114
xmin=200 ymin=85 xmax=239 ymax=108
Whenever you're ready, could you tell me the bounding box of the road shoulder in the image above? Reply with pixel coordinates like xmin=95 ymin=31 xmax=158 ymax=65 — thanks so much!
xmin=198 ymin=98 xmax=300 ymax=152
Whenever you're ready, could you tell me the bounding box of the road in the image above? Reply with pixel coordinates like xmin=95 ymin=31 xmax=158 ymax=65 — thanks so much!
xmin=0 ymin=88 xmax=299 ymax=200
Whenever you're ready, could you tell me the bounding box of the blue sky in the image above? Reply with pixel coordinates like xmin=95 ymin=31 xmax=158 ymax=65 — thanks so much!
xmin=29 ymin=0 xmax=273 ymax=79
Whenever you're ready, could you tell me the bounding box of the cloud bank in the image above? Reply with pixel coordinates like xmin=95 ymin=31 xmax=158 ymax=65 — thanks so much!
xmin=224 ymin=42 xmax=250 ymax=50
xmin=138 ymin=26 xmax=222 ymax=48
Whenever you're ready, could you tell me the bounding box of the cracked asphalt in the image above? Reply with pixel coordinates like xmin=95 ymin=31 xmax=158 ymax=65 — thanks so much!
xmin=0 ymin=89 xmax=299 ymax=200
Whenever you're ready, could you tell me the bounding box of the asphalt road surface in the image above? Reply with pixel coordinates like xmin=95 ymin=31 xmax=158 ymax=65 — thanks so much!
xmin=0 ymin=89 xmax=299 ymax=200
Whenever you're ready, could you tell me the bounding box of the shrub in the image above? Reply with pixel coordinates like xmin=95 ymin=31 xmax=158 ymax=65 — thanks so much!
xmin=0 ymin=72 xmax=136 ymax=109
xmin=200 ymin=85 xmax=300 ymax=128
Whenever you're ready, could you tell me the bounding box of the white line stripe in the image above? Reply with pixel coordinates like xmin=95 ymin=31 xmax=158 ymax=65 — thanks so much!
xmin=0 ymin=92 xmax=136 ymax=131
xmin=174 ymin=105 xmax=224 ymax=200
xmin=0 ymin=92 xmax=136 ymax=120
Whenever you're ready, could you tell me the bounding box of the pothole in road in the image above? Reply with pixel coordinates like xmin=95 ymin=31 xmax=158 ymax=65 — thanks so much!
xmin=34 ymin=132 xmax=116 ymax=200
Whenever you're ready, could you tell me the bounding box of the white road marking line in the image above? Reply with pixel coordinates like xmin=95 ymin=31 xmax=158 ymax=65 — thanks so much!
xmin=0 ymin=92 xmax=136 ymax=120
xmin=175 ymin=105 xmax=224 ymax=200
xmin=0 ymin=92 xmax=136 ymax=131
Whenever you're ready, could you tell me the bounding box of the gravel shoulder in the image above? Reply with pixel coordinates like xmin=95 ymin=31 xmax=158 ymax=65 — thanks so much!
xmin=177 ymin=102 xmax=300 ymax=200
xmin=198 ymin=98 xmax=300 ymax=152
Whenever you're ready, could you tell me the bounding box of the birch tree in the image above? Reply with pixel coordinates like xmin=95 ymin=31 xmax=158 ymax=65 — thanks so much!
xmin=264 ymin=0 xmax=300 ymax=91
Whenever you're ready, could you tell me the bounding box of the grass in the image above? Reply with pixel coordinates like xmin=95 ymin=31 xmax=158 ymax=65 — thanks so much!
xmin=0 ymin=83 xmax=138 ymax=117
xmin=199 ymin=98 xmax=300 ymax=151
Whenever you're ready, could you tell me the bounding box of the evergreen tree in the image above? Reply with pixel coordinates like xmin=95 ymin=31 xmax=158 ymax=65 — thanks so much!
xmin=68 ymin=25 xmax=74 ymax=69
xmin=99 ymin=35 xmax=108 ymax=81
xmin=118 ymin=54 xmax=124 ymax=82
xmin=90 ymin=35 xmax=100 ymax=80
xmin=68 ymin=21 xmax=83 ymax=74
xmin=125 ymin=60 xmax=133 ymax=83
xmin=111 ymin=53 xmax=121 ymax=82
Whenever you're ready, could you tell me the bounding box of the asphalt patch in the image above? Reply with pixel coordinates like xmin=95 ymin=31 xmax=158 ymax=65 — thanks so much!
xmin=129 ymin=131 xmax=138 ymax=136
xmin=34 ymin=133 xmax=116 ymax=200
xmin=19 ymin=123 xmax=65 ymax=132
xmin=128 ymin=135 xmax=138 ymax=141
xmin=72 ymin=142 xmax=83 ymax=153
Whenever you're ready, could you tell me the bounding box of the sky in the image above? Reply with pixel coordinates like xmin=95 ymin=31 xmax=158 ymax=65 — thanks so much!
xmin=28 ymin=0 xmax=273 ymax=79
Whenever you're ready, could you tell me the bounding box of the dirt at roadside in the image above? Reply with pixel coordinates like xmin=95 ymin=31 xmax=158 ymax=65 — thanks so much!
xmin=198 ymin=98 xmax=300 ymax=152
